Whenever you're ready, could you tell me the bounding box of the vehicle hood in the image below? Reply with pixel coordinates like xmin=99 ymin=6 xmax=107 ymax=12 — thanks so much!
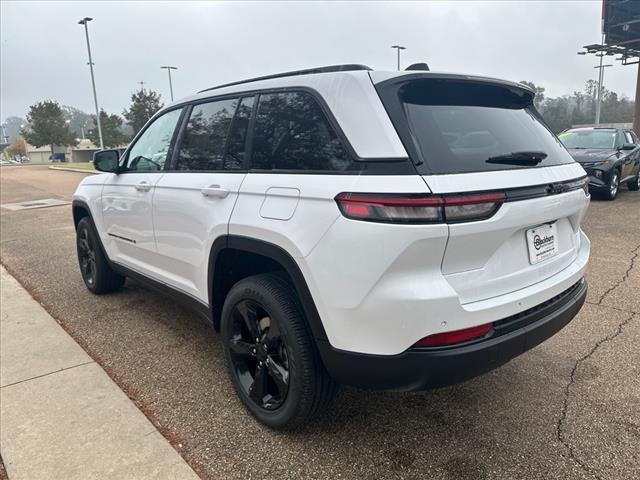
xmin=566 ymin=148 xmax=617 ymax=164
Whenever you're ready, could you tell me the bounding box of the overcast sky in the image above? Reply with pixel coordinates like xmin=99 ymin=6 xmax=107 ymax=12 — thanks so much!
xmin=1 ymin=0 xmax=637 ymax=122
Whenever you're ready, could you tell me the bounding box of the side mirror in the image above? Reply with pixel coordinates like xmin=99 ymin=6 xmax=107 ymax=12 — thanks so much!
xmin=621 ymin=143 xmax=636 ymax=151
xmin=93 ymin=149 xmax=120 ymax=172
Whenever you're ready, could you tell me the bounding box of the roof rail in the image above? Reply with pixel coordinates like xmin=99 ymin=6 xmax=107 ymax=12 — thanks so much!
xmin=198 ymin=64 xmax=372 ymax=93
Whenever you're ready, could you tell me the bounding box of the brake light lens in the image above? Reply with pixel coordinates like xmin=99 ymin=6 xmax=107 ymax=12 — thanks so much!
xmin=336 ymin=194 xmax=443 ymax=223
xmin=412 ymin=323 xmax=493 ymax=348
xmin=335 ymin=192 xmax=505 ymax=224
xmin=443 ymin=193 xmax=506 ymax=222
xmin=564 ymin=176 xmax=590 ymax=195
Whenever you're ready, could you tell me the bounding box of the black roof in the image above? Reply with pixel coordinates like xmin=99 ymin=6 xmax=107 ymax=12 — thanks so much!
xmin=199 ymin=64 xmax=372 ymax=93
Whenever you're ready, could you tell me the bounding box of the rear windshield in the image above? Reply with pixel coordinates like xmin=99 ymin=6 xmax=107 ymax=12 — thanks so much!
xmin=383 ymin=79 xmax=575 ymax=175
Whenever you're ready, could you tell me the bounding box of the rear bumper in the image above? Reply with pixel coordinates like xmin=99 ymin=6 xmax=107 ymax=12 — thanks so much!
xmin=318 ymin=278 xmax=587 ymax=391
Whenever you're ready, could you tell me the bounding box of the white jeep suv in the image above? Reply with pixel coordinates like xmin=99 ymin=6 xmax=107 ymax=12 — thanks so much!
xmin=73 ymin=65 xmax=590 ymax=428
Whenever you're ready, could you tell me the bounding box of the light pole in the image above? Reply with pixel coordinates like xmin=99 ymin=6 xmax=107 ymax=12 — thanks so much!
xmin=78 ymin=17 xmax=104 ymax=150
xmin=391 ymin=45 xmax=406 ymax=71
xmin=161 ymin=66 xmax=177 ymax=101
xmin=578 ymin=34 xmax=614 ymax=127
xmin=594 ymin=62 xmax=613 ymax=126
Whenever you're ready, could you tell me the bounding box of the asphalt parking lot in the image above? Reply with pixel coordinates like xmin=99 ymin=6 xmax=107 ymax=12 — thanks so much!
xmin=1 ymin=165 xmax=638 ymax=480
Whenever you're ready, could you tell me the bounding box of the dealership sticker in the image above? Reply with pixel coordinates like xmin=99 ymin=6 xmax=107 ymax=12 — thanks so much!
xmin=526 ymin=223 xmax=559 ymax=264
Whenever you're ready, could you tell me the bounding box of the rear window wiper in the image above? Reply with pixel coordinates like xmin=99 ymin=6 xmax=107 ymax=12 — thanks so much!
xmin=486 ymin=151 xmax=547 ymax=166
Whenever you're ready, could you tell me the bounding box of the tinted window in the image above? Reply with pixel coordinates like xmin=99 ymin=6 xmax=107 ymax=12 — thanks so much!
xmin=126 ymin=108 xmax=182 ymax=172
xmin=624 ymin=131 xmax=634 ymax=144
xmin=223 ymin=96 xmax=254 ymax=170
xmin=382 ymin=80 xmax=575 ymax=174
xmin=176 ymin=98 xmax=237 ymax=171
xmin=251 ymin=92 xmax=354 ymax=171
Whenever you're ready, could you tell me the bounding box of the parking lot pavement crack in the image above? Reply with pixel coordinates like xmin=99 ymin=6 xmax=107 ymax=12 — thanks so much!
xmin=556 ymin=310 xmax=637 ymax=479
xmin=596 ymin=244 xmax=640 ymax=306
xmin=584 ymin=302 xmax=636 ymax=315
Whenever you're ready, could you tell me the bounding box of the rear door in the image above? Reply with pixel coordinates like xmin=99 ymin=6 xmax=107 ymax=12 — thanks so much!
xmin=101 ymin=107 xmax=183 ymax=273
xmin=375 ymin=76 xmax=590 ymax=304
xmin=152 ymin=96 xmax=254 ymax=301
xmin=230 ymin=90 xmax=381 ymax=256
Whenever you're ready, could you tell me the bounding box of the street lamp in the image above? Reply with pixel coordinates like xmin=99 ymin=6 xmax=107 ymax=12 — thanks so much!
xmin=391 ymin=45 xmax=406 ymax=71
xmin=577 ymin=34 xmax=614 ymax=127
xmin=160 ymin=66 xmax=178 ymax=102
xmin=78 ymin=17 xmax=104 ymax=149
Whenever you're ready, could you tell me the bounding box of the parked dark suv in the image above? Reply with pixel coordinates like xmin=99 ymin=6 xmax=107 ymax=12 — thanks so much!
xmin=559 ymin=127 xmax=640 ymax=199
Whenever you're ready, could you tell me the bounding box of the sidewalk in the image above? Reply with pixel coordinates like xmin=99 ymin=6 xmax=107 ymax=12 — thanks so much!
xmin=0 ymin=267 xmax=200 ymax=480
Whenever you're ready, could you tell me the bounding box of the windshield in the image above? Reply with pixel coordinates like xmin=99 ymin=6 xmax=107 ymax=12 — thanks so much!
xmin=558 ymin=130 xmax=616 ymax=149
xmin=381 ymin=79 xmax=575 ymax=175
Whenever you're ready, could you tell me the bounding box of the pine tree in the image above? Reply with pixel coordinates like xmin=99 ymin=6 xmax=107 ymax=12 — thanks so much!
xmin=89 ymin=110 xmax=129 ymax=148
xmin=123 ymin=89 xmax=164 ymax=134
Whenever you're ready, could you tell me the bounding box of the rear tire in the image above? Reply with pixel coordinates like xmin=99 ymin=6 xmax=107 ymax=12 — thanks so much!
xmin=76 ymin=217 xmax=125 ymax=294
xmin=628 ymin=170 xmax=640 ymax=191
xmin=221 ymin=273 xmax=337 ymax=429
xmin=603 ymin=171 xmax=620 ymax=200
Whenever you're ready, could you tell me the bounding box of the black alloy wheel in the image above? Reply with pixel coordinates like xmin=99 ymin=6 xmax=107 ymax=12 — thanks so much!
xmin=77 ymin=224 xmax=97 ymax=287
xmin=75 ymin=216 xmax=125 ymax=293
xmin=227 ymin=299 xmax=290 ymax=410
xmin=221 ymin=273 xmax=337 ymax=428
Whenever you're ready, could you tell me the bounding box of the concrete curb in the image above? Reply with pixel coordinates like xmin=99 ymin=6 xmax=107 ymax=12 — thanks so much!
xmin=0 ymin=267 xmax=200 ymax=480
xmin=48 ymin=166 xmax=99 ymax=174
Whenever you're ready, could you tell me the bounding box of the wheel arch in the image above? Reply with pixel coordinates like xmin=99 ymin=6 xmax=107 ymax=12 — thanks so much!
xmin=72 ymin=199 xmax=92 ymax=230
xmin=207 ymin=235 xmax=328 ymax=342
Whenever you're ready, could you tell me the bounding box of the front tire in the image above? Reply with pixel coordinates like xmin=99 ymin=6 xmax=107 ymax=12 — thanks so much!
xmin=603 ymin=171 xmax=620 ymax=200
xmin=221 ymin=273 xmax=337 ymax=429
xmin=76 ymin=217 xmax=125 ymax=294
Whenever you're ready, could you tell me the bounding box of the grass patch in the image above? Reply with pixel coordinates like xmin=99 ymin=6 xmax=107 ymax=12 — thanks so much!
xmin=57 ymin=162 xmax=95 ymax=171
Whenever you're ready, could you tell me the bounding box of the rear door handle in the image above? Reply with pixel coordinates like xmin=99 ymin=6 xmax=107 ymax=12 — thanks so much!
xmin=135 ymin=181 xmax=151 ymax=192
xmin=201 ymin=185 xmax=229 ymax=198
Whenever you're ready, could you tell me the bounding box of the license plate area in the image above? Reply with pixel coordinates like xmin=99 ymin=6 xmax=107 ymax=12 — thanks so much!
xmin=526 ymin=223 xmax=559 ymax=264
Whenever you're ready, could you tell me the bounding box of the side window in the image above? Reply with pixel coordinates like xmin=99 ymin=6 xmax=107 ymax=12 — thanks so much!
xmin=224 ymin=96 xmax=255 ymax=170
xmin=251 ymin=91 xmax=354 ymax=171
xmin=631 ymin=131 xmax=639 ymax=144
xmin=624 ymin=131 xmax=634 ymax=144
xmin=126 ymin=108 xmax=182 ymax=172
xmin=175 ymin=98 xmax=237 ymax=171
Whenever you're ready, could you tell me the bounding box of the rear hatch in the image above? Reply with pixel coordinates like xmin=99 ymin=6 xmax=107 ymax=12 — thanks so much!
xmin=373 ymin=73 xmax=589 ymax=304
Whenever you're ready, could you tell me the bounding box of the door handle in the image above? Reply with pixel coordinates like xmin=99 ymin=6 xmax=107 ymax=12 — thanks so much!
xmin=135 ymin=181 xmax=151 ymax=192
xmin=201 ymin=185 xmax=229 ymax=198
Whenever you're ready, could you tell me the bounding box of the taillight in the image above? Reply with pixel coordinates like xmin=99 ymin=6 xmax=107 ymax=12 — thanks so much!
xmin=335 ymin=194 xmax=443 ymax=223
xmin=412 ymin=323 xmax=493 ymax=348
xmin=443 ymin=193 xmax=505 ymax=222
xmin=564 ymin=176 xmax=590 ymax=195
xmin=335 ymin=192 xmax=505 ymax=224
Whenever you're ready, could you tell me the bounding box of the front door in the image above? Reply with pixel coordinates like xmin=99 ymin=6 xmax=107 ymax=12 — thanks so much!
xmin=101 ymin=107 xmax=183 ymax=276
xmin=622 ymin=130 xmax=638 ymax=180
